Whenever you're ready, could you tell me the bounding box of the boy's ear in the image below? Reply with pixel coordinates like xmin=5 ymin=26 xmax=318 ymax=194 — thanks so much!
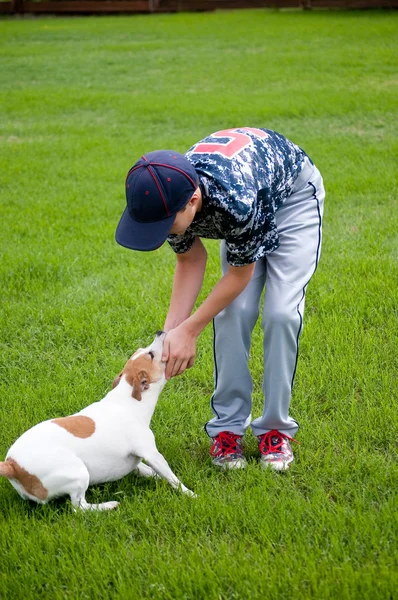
xmin=188 ymin=188 xmax=201 ymax=208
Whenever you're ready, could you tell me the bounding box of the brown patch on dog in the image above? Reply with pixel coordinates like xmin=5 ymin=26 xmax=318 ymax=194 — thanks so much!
xmin=120 ymin=354 xmax=163 ymax=401
xmin=112 ymin=372 xmax=123 ymax=389
xmin=5 ymin=458 xmax=48 ymax=501
xmin=52 ymin=415 xmax=96 ymax=438
xmin=0 ymin=461 xmax=16 ymax=478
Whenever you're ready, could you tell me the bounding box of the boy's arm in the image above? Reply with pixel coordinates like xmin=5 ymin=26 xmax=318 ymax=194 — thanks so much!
xmin=164 ymin=237 xmax=208 ymax=331
xmin=163 ymin=258 xmax=255 ymax=379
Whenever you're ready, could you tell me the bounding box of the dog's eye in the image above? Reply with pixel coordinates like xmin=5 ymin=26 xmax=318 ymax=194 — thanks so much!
xmin=148 ymin=351 xmax=154 ymax=359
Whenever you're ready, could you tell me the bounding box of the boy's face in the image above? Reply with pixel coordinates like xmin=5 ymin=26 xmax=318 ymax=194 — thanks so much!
xmin=169 ymin=187 xmax=202 ymax=236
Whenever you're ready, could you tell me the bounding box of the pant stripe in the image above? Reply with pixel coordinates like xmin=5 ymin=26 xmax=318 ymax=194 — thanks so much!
xmin=290 ymin=180 xmax=323 ymax=390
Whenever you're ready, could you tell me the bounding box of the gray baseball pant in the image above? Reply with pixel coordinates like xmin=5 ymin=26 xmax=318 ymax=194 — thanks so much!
xmin=205 ymin=157 xmax=325 ymax=439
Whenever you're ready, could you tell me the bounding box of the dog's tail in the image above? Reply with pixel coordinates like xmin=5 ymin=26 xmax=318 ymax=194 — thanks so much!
xmin=0 ymin=460 xmax=15 ymax=479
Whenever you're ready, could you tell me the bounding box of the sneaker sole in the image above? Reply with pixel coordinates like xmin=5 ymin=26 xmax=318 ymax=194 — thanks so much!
xmin=212 ymin=458 xmax=247 ymax=470
xmin=260 ymin=457 xmax=294 ymax=471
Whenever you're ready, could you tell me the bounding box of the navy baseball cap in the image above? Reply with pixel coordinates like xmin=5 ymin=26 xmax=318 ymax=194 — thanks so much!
xmin=115 ymin=150 xmax=199 ymax=251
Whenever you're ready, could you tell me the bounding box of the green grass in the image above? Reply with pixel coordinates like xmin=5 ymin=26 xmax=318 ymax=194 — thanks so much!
xmin=0 ymin=8 xmax=397 ymax=599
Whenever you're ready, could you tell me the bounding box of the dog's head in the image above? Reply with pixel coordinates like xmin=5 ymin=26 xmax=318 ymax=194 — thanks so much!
xmin=112 ymin=331 xmax=166 ymax=401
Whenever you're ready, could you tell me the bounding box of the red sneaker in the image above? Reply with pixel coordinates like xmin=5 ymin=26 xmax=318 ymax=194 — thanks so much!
xmin=258 ymin=430 xmax=298 ymax=471
xmin=210 ymin=431 xmax=246 ymax=470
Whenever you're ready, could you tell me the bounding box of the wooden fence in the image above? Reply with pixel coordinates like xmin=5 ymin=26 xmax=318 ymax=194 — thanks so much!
xmin=0 ymin=0 xmax=397 ymax=15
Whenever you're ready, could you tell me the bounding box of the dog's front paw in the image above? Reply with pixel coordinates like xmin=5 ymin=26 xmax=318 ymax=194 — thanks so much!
xmin=184 ymin=489 xmax=197 ymax=499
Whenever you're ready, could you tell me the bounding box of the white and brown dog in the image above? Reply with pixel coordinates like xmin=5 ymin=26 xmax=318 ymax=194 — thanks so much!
xmin=0 ymin=331 xmax=195 ymax=510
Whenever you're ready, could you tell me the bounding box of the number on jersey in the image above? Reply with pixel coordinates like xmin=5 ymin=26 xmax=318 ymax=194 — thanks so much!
xmin=191 ymin=128 xmax=268 ymax=159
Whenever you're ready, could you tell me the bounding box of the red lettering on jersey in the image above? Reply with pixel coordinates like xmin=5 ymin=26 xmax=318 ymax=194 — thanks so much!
xmin=191 ymin=128 xmax=268 ymax=159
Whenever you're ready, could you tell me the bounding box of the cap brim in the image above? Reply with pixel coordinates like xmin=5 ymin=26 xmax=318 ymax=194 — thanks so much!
xmin=115 ymin=206 xmax=176 ymax=251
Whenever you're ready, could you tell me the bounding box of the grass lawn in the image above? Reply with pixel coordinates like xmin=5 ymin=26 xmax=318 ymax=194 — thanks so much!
xmin=0 ymin=8 xmax=397 ymax=599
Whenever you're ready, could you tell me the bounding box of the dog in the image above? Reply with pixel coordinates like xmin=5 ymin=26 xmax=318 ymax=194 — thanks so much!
xmin=0 ymin=331 xmax=195 ymax=510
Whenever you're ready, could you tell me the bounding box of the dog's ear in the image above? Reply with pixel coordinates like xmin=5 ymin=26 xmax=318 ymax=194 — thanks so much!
xmin=112 ymin=371 xmax=123 ymax=389
xmin=132 ymin=370 xmax=150 ymax=401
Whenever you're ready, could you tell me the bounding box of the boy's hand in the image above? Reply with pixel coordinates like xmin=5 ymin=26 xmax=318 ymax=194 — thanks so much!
xmin=162 ymin=324 xmax=197 ymax=379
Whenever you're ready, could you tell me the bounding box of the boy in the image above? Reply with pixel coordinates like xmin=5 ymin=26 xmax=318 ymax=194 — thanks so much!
xmin=116 ymin=127 xmax=325 ymax=471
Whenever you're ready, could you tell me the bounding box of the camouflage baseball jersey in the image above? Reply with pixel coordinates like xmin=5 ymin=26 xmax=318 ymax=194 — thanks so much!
xmin=167 ymin=127 xmax=308 ymax=267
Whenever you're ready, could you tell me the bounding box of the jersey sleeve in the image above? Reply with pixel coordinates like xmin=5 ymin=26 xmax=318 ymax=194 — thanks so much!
xmin=224 ymin=197 xmax=280 ymax=267
xmin=167 ymin=231 xmax=196 ymax=255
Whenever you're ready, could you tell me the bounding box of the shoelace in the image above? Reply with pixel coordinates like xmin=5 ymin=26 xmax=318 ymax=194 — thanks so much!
xmin=211 ymin=431 xmax=242 ymax=457
xmin=258 ymin=429 xmax=299 ymax=455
